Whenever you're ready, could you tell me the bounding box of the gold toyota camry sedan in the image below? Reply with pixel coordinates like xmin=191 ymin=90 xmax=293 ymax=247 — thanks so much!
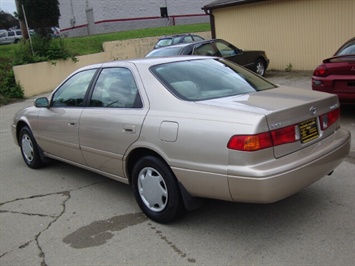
xmin=12 ymin=57 xmax=351 ymax=223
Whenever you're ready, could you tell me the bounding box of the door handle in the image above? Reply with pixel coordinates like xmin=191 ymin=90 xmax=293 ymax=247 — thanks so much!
xmin=123 ymin=124 xmax=136 ymax=133
xmin=68 ymin=121 xmax=77 ymax=126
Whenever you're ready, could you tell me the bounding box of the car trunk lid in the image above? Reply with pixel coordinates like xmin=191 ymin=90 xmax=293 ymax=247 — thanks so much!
xmin=198 ymin=86 xmax=340 ymax=158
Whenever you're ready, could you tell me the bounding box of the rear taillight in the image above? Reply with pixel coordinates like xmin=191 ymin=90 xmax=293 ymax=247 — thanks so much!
xmin=313 ymin=65 xmax=329 ymax=77
xmin=228 ymin=109 xmax=340 ymax=152
xmin=227 ymin=132 xmax=273 ymax=151
xmin=228 ymin=125 xmax=297 ymax=151
xmin=270 ymin=125 xmax=297 ymax=146
xmin=320 ymin=108 xmax=340 ymax=130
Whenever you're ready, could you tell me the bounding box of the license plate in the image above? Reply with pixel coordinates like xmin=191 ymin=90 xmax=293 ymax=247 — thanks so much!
xmin=299 ymin=118 xmax=319 ymax=143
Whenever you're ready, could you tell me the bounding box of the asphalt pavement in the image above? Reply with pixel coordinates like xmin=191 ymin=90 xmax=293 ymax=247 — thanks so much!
xmin=0 ymin=71 xmax=354 ymax=266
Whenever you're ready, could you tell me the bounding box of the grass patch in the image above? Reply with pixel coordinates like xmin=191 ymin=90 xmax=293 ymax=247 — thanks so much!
xmin=0 ymin=44 xmax=17 ymax=59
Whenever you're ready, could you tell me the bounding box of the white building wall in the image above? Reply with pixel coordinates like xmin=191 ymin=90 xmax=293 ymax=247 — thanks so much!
xmin=59 ymin=0 xmax=211 ymax=37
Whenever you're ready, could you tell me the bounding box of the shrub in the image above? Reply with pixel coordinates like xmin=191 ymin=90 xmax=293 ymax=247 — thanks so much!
xmin=0 ymin=58 xmax=24 ymax=100
xmin=13 ymin=35 xmax=77 ymax=65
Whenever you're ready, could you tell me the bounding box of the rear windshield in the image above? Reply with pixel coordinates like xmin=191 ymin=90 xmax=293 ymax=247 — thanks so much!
xmin=155 ymin=38 xmax=173 ymax=48
xmin=150 ymin=59 xmax=276 ymax=101
xmin=336 ymin=40 xmax=355 ymax=56
xmin=146 ymin=46 xmax=183 ymax=57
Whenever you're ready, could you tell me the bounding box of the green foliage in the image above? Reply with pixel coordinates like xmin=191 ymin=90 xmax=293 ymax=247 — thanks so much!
xmin=13 ymin=36 xmax=78 ymax=65
xmin=19 ymin=0 xmax=60 ymax=38
xmin=0 ymin=58 xmax=24 ymax=101
xmin=285 ymin=63 xmax=293 ymax=72
xmin=0 ymin=10 xmax=19 ymax=28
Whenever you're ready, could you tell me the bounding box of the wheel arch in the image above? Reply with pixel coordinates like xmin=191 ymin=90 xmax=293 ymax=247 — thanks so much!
xmin=16 ymin=120 xmax=30 ymax=144
xmin=16 ymin=120 xmax=47 ymax=163
xmin=256 ymin=56 xmax=267 ymax=67
xmin=125 ymin=147 xmax=203 ymax=211
xmin=125 ymin=148 xmax=167 ymax=185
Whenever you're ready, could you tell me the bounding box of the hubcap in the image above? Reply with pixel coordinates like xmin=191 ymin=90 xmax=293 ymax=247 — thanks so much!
xmin=21 ymin=134 xmax=34 ymax=163
xmin=138 ymin=167 xmax=168 ymax=212
xmin=256 ymin=62 xmax=265 ymax=76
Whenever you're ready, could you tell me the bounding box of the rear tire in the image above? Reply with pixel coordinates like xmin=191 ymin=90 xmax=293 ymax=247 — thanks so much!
xmin=19 ymin=126 xmax=44 ymax=169
xmin=255 ymin=59 xmax=266 ymax=76
xmin=132 ymin=156 xmax=185 ymax=223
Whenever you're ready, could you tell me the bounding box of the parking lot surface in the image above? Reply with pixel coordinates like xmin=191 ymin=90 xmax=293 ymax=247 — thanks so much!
xmin=1 ymin=71 xmax=354 ymax=266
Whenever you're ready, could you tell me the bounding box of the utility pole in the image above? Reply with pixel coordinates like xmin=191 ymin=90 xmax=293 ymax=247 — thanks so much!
xmin=15 ymin=0 xmax=29 ymax=39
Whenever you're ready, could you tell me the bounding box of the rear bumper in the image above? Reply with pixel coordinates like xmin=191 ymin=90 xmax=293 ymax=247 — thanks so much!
xmin=228 ymin=128 xmax=351 ymax=203
xmin=312 ymin=75 xmax=355 ymax=104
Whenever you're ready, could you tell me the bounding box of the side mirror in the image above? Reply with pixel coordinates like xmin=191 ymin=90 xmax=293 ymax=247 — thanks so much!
xmin=236 ymin=48 xmax=243 ymax=55
xmin=35 ymin=97 xmax=49 ymax=108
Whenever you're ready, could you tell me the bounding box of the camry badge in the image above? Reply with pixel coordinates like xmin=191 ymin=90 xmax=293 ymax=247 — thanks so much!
xmin=309 ymin=106 xmax=317 ymax=115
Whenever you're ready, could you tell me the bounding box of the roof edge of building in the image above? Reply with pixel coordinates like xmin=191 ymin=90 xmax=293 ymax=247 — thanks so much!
xmin=202 ymin=0 xmax=268 ymax=11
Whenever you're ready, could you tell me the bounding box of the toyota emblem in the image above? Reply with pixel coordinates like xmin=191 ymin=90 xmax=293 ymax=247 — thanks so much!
xmin=309 ymin=106 xmax=317 ymax=115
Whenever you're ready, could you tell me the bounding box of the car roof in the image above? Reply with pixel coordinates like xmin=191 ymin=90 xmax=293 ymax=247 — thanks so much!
xmin=76 ymin=56 xmax=219 ymax=72
xmin=154 ymin=38 xmax=224 ymax=50
xmin=158 ymin=33 xmax=200 ymax=39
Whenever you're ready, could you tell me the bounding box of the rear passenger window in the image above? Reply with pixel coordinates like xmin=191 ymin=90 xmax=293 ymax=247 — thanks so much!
xmin=193 ymin=36 xmax=204 ymax=41
xmin=90 ymin=68 xmax=143 ymax=108
xmin=183 ymin=36 xmax=193 ymax=43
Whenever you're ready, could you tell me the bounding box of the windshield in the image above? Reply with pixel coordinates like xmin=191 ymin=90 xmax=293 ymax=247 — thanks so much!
xmin=150 ymin=59 xmax=276 ymax=101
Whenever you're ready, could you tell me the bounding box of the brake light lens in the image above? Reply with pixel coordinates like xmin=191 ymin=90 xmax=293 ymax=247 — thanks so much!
xmin=227 ymin=132 xmax=273 ymax=151
xmin=227 ymin=125 xmax=297 ymax=151
xmin=228 ymin=108 xmax=340 ymax=152
xmin=270 ymin=125 xmax=297 ymax=146
xmin=320 ymin=108 xmax=340 ymax=130
xmin=313 ymin=65 xmax=329 ymax=77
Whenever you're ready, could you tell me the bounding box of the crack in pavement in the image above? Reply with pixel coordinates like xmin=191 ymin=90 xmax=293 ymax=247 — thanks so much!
xmin=0 ymin=210 xmax=58 ymax=218
xmin=0 ymin=180 xmax=107 ymax=264
xmin=0 ymin=181 xmax=107 ymax=206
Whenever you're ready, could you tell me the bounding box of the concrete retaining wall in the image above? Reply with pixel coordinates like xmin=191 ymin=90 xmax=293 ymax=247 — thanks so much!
xmin=13 ymin=53 xmax=109 ymax=97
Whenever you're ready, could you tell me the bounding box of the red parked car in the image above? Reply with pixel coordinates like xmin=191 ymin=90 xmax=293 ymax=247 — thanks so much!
xmin=312 ymin=37 xmax=355 ymax=104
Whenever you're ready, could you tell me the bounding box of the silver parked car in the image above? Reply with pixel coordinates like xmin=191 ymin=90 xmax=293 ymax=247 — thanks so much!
xmin=12 ymin=57 xmax=351 ymax=223
xmin=0 ymin=30 xmax=22 ymax=44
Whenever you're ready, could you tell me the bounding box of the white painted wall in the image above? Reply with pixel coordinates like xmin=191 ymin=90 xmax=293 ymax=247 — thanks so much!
xmin=59 ymin=0 xmax=211 ymax=37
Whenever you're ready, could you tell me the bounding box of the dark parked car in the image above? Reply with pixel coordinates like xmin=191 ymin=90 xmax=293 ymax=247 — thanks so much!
xmin=312 ymin=37 xmax=355 ymax=104
xmin=147 ymin=39 xmax=270 ymax=76
xmin=154 ymin=34 xmax=204 ymax=49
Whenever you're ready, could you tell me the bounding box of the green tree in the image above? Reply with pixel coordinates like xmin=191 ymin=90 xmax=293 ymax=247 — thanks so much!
xmin=17 ymin=0 xmax=60 ymax=38
xmin=0 ymin=10 xmax=19 ymax=29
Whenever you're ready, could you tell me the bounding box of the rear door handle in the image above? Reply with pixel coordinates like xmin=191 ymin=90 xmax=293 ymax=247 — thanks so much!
xmin=68 ymin=120 xmax=77 ymax=126
xmin=123 ymin=124 xmax=136 ymax=133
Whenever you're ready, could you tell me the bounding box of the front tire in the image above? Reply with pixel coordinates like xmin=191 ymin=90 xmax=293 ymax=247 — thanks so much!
xmin=19 ymin=126 xmax=44 ymax=169
xmin=132 ymin=156 xmax=185 ymax=223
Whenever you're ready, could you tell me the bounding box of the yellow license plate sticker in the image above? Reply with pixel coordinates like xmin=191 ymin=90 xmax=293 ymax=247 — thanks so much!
xmin=299 ymin=118 xmax=319 ymax=143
